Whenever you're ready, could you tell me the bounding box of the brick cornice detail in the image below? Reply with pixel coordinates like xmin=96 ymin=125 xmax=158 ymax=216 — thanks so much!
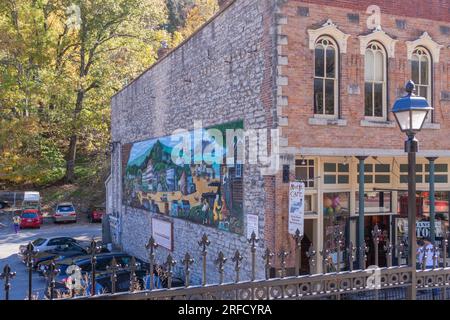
xmin=358 ymin=26 xmax=398 ymax=58
xmin=406 ymin=32 xmax=444 ymax=63
xmin=308 ymin=19 xmax=350 ymax=53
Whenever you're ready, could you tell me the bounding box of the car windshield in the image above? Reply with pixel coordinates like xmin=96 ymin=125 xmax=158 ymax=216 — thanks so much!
xmin=58 ymin=206 xmax=74 ymax=212
xmin=22 ymin=213 xmax=37 ymax=218
xmin=32 ymin=238 xmax=46 ymax=246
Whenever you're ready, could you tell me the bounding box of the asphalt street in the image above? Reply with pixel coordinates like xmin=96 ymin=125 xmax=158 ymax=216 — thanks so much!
xmin=0 ymin=212 xmax=101 ymax=300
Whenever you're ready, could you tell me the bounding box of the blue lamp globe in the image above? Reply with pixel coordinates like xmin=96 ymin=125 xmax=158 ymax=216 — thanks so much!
xmin=392 ymin=80 xmax=433 ymax=134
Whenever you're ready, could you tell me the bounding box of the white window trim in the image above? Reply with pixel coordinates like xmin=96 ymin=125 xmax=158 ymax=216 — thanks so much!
xmin=406 ymin=32 xmax=443 ymax=63
xmin=313 ymin=36 xmax=339 ymax=117
xmin=308 ymin=19 xmax=350 ymax=53
xmin=411 ymin=46 xmax=433 ymax=123
xmin=364 ymin=42 xmax=388 ymax=120
xmin=358 ymin=26 xmax=398 ymax=58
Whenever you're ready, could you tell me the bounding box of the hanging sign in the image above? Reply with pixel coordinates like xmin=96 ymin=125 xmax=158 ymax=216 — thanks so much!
xmin=152 ymin=218 xmax=173 ymax=251
xmin=288 ymin=182 xmax=305 ymax=236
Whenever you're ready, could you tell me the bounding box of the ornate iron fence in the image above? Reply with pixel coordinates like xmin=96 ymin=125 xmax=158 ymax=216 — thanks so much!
xmin=1 ymin=226 xmax=450 ymax=300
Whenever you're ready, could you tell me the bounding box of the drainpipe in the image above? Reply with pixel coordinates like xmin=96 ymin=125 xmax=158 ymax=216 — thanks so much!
xmin=357 ymin=156 xmax=368 ymax=269
xmin=427 ymin=157 xmax=438 ymax=245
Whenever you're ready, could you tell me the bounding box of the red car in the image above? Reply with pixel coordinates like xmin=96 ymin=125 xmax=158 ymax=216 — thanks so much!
xmin=22 ymin=209 xmax=43 ymax=225
xmin=20 ymin=211 xmax=41 ymax=229
xmin=88 ymin=206 xmax=105 ymax=223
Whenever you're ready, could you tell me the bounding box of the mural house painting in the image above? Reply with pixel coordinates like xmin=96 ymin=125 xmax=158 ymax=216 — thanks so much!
xmin=123 ymin=121 xmax=244 ymax=235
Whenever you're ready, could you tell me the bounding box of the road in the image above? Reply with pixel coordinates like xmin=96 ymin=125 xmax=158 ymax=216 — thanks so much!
xmin=0 ymin=212 xmax=101 ymax=300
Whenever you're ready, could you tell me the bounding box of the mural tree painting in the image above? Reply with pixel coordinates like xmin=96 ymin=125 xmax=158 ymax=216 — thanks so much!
xmin=123 ymin=121 xmax=244 ymax=234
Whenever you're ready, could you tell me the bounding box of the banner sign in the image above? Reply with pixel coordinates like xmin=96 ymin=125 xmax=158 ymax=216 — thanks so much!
xmin=152 ymin=218 xmax=173 ymax=251
xmin=288 ymin=182 xmax=305 ymax=236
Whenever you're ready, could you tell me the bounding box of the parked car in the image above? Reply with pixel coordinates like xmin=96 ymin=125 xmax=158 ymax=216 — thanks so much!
xmin=54 ymin=202 xmax=77 ymax=223
xmin=22 ymin=208 xmax=43 ymax=225
xmin=19 ymin=211 xmax=41 ymax=229
xmin=88 ymin=206 xmax=105 ymax=223
xmin=18 ymin=237 xmax=77 ymax=262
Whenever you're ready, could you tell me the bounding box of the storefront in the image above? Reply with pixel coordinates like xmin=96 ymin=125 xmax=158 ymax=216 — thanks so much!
xmin=295 ymin=156 xmax=450 ymax=271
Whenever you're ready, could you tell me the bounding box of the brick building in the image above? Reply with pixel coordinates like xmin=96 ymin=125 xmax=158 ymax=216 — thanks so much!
xmin=108 ymin=0 xmax=450 ymax=282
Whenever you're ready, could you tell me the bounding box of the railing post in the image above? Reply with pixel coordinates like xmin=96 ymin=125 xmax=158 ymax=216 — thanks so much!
xmin=335 ymin=231 xmax=344 ymax=273
xmin=320 ymin=249 xmax=331 ymax=274
xmin=421 ymin=246 xmax=427 ymax=271
xmin=24 ymin=242 xmax=36 ymax=300
xmin=87 ymin=238 xmax=101 ymax=296
xmin=182 ymin=253 xmax=194 ymax=288
xmin=443 ymin=235 xmax=448 ymax=268
xmin=372 ymin=225 xmax=382 ymax=267
xmin=107 ymin=257 xmax=120 ymax=294
xmin=397 ymin=242 xmax=405 ymax=267
xmin=215 ymin=252 xmax=227 ymax=285
xmin=165 ymin=255 xmax=177 ymax=289
xmin=248 ymin=231 xmax=259 ymax=281
xmin=306 ymin=244 xmax=316 ymax=275
xmin=44 ymin=261 xmax=60 ymax=300
xmin=128 ymin=256 xmax=138 ymax=292
xmin=278 ymin=250 xmax=289 ymax=278
xmin=263 ymin=249 xmax=274 ymax=280
xmin=146 ymin=236 xmax=158 ymax=290
xmin=0 ymin=265 xmax=16 ymax=301
xmin=348 ymin=242 xmax=356 ymax=272
xmin=232 ymin=250 xmax=243 ymax=283
xmin=359 ymin=242 xmax=369 ymax=270
xmin=198 ymin=234 xmax=211 ymax=286
xmin=293 ymin=229 xmax=303 ymax=276
xmin=384 ymin=240 xmax=393 ymax=268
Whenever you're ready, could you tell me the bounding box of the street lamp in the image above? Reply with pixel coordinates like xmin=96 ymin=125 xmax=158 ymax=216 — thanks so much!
xmin=392 ymin=80 xmax=433 ymax=301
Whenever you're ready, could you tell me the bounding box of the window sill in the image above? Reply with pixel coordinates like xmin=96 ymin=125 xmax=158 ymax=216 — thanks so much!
xmin=309 ymin=117 xmax=347 ymax=126
xmin=422 ymin=123 xmax=441 ymax=130
xmin=360 ymin=119 xmax=396 ymax=128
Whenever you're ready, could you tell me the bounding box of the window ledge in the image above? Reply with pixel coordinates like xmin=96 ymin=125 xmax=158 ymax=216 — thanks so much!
xmin=309 ymin=117 xmax=347 ymax=126
xmin=360 ymin=119 xmax=396 ymax=128
xmin=422 ymin=123 xmax=441 ymax=130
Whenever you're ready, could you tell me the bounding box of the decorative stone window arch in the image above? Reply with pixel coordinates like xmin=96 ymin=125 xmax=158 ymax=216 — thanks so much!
xmin=358 ymin=26 xmax=398 ymax=58
xmin=406 ymin=32 xmax=443 ymax=63
xmin=308 ymin=20 xmax=350 ymax=54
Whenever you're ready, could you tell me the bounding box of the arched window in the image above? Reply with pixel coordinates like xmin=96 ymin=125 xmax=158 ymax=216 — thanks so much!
xmin=314 ymin=37 xmax=338 ymax=116
xmin=411 ymin=47 xmax=432 ymax=122
xmin=364 ymin=42 xmax=387 ymax=119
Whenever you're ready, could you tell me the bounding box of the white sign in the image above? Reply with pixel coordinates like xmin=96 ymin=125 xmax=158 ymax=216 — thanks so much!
xmin=288 ymin=182 xmax=305 ymax=236
xmin=247 ymin=214 xmax=259 ymax=240
xmin=152 ymin=218 xmax=173 ymax=251
xmin=397 ymin=218 xmax=444 ymax=238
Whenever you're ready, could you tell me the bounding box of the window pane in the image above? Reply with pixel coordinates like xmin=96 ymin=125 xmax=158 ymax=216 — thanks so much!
xmin=326 ymin=47 xmax=336 ymax=78
xmin=418 ymin=86 xmax=428 ymax=100
xmin=365 ymin=83 xmax=373 ymax=116
xmin=315 ymin=46 xmax=324 ymax=77
xmin=338 ymin=175 xmax=349 ymax=184
xmin=411 ymin=59 xmax=420 ymax=84
xmin=314 ymin=79 xmax=324 ymax=114
xmin=324 ymin=175 xmax=337 ymax=184
xmin=421 ymin=56 xmax=429 ymax=84
xmin=364 ymin=164 xmax=374 ymax=172
xmin=400 ymin=164 xmax=408 ymax=173
xmin=296 ymin=167 xmax=307 ymax=181
xmin=375 ymin=164 xmax=390 ymax=173
xmin=374 ymin=51 xmax=384 ymax=81
xmin=435 ymin=164 xmax=448 ymax=172
xmin=374 ymin=83 xmax=383 ymax=117
xmin=435 ymin=175 xmax=448 ymax=183
xmin=375 ymin=175 xmax=390 ymax=183
xmin=365 ymin=50 xmax=374 ymax=81
xmin=338 ymin=163 xmax=349 ymax=173
xmin=400 ymin=175 xmax=408 ymax=183
xmin=325 ymin=79 xmax=335 ymax=115
xmin=324 ymin=163 xmax=337 ymax=172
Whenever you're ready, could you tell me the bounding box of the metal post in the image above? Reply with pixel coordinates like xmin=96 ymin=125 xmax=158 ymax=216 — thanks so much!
xmin=198 ymin=234 xmax=210 ymax=286
xmin=427 ymin=157 xmax=438 ymax=245
xmin=293 ymin=229 xmax=303 ymax=276
xmin=165 ymin=255 xmax=176 ymax=289
xmin=45 ymin=261 xmax=60 ymax=300
xmin=278 ymin=250 xmax=288 ymax=278
xmin=372 ymin=225 xmax=382 ymax=267
xmin=384 ymin=240 xmax=393 ymax=268
xmin=107 ymin=257 xmax=120 ymax=294
xmin=87 ymin=238 xmax=101 ymax=296
xmin=357 ymin=156 xmax=368 ymax=269
xmin=215 ymin=252 xmax=227 ymax=285
xmin=24 ymin=242 xmax=36 ymax=300
xmin=443 ymin=235 xmax=448 ymax=268
xmin=182 ymin=253 xmax=194 ymax=288
xmin=348 ymin=242 xmax=355 ymax=272
xmin=232 ymin=250 xmax=243 ymax=283
xmin=0 ymin=265 xmax=16 ymax=301
xmin=128 ymin=256 xmax=138 ymax=292
xmin=406 ymin=134 xmax=418 ymax=300
xmin=307 ymin=244 xmax=316 ymax=275
xmin=146 ymin=236 xmax=158 ymax=290
xmin=249 ymin=232 xmax=259 ymax=281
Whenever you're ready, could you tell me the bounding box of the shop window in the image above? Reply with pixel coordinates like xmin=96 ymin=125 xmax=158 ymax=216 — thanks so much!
xmin=358 ymin=163 xmax=391 ymax=184
xmin=324 ymin=163 xmax=349 ymax=185
xmin=411 ymin=47 xmax=432 ymax=122
xmin=364 ymin=42 xmax=387 ymax=119
xmin=400 ymin=163 xmax=448 ymax=184
xmin=356 ymin=191 xmax=392 ymax=214
xmin=314 ymin=37 xmax=338 ymax=116
xmin=295 ymin=159 xmax=315 ymax=188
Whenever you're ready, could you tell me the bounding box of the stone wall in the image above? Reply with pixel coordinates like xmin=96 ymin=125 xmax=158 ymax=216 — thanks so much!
xmin=110 ymin=0 xmax=278 ymax=284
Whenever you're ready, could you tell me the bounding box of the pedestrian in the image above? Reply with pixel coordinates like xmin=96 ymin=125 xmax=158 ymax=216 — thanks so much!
xmin=417 ymin=237 xmax=440 ymax=299
xmin=13 ymin=214 xmax=21 ymax=234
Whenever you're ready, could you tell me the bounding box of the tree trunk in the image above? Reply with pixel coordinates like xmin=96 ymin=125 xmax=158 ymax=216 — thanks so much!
xmin=64 ymin=89 xmax=85 ymax=183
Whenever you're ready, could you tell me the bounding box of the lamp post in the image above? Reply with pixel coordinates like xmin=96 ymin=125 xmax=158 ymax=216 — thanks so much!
xmin=392 ymin=80 xmax=433 ymax=300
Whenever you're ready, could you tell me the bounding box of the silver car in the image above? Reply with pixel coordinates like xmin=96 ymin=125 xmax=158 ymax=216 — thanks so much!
xmin=54 ymin=202 xmax=77 ymax=223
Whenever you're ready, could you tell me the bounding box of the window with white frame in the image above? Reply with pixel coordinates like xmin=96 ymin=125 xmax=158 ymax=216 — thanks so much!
xmin=357 ymin=164 xmax=391 ymax=184
xmin=314 ymin=37 xmax=338 ymax=116
xmin=400 ymin=164 xmax=448 ymax=184
xmin=295 ymin=159 xmax=315 ymax=188
xmin=323 ymin=163 xmax=350 ymax=185
xmin=411 ymin=47 xmax=432 ymax=122
xmin=364 ymin=42 xmax=387 ymax=119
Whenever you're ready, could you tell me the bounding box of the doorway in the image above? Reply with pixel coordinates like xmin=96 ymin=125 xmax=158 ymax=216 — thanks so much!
xmin=364 ymin=215 xmax=391 ymax=267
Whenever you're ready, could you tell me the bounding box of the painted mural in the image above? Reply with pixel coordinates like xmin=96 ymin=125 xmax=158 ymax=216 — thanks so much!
xmin=123 ymin=121 xmax=244 ymax=235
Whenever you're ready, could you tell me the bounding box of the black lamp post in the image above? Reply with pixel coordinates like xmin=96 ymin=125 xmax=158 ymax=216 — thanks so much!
xmin=392 ymin=80 xmax=433 ymax=300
